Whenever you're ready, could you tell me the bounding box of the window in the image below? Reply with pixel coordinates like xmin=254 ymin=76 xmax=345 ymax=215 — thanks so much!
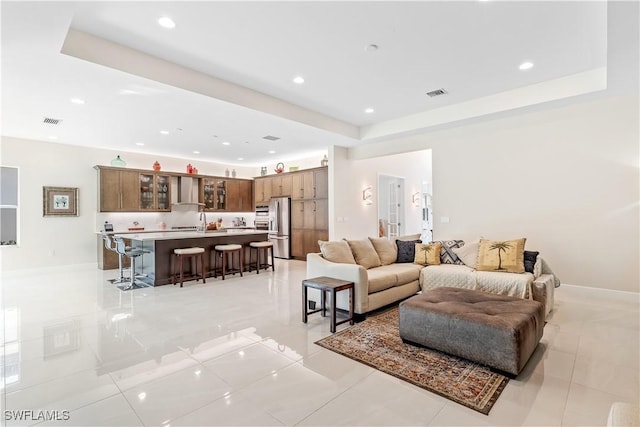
xmin=1 ymin=166 xmax=19 ymax=245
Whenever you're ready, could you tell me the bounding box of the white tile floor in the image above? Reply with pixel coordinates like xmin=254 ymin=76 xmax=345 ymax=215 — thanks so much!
xmin=1 ymin=260 xmax=638 ymax=426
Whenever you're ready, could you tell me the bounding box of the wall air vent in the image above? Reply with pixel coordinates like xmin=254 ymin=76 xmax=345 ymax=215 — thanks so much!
xmin=43 ymin=117 xmax=62 ymax=125
xmin=426 ymin=88 xmax=448 ymax=98
xmin=262 ymin=135 xmax=280 ymax=141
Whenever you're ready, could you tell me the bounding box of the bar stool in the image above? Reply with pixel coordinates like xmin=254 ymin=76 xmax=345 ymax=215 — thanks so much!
xmin=213 ymin=244 xmax=243 ymax=280
xmin=172 ymin=247 xmax=206 ymax=288
xmin=248 ymin=241 xmax=275 ymax=274
xmin=113 ymin=236 xmax=150 ymax=290
xmin=102 ymin=233 xmax=128 ymax=284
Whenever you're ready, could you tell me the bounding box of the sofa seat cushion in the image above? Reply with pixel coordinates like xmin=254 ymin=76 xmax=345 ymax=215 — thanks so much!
xmin=379 ymin=263 xmax=422 ymax=286
xmin=367 ymin=268 xmax=398 ymax=293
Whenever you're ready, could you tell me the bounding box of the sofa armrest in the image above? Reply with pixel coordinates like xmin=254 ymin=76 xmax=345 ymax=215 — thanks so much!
xmin=306 ymin=253 xmax=369 ymax=313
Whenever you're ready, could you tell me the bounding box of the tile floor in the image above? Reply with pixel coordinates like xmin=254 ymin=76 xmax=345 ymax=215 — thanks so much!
xmin=1 ymin=260 xmax=638 ymax=426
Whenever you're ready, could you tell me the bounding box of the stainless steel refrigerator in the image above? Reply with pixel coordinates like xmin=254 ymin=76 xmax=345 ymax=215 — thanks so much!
xmin=268 ymin=197 xmax=291 ymax=259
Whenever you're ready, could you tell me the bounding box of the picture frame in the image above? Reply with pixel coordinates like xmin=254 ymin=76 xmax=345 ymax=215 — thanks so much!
xmin=43 ymin=186 xmax=78 ymax=216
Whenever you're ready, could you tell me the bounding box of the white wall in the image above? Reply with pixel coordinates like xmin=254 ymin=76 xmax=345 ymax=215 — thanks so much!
xmin=330 ymin=149 xmax=432 ymax=239
xmin=342 ymin=95 xmax=639 ymax=293
xmin=0 ymin=137 xmax=321 ymax=271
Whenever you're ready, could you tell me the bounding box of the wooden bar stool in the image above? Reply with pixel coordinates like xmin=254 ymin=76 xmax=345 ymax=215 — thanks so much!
xmin=248 ymin=241 xmax=275 ymax=274
xmin=172 ymin=247 xmax=206 ymax=288
xmin=213 ymin=244 xmax=243 ymax=280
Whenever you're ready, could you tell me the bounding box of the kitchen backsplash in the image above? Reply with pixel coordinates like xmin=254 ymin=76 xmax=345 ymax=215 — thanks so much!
xmin=96 ymin=208 xmax=256 ymax=232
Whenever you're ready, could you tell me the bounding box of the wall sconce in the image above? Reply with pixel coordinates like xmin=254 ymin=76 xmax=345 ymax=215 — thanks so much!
xmin=362 ymin=186 xmax=373 ymax=205
xmin=412 ymin=192 xmax=421 ymax=207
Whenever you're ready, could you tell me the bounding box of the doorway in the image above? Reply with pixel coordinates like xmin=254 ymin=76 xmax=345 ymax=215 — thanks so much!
xmin=377 ymin=174 xmax=405 ymax=239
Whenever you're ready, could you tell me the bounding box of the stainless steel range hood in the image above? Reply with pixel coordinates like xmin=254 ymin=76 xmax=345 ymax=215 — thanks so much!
xmin=171 ymin=176 xmax=204 ymax=206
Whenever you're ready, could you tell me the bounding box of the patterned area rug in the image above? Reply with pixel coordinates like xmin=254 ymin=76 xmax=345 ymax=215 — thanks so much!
xmin=315 ymin=307 xmax=508 ymax=415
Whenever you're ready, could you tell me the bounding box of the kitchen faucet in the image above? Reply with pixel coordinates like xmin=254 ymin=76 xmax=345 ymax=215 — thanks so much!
xmin=199 ymin=212 xmax=207 ymax=231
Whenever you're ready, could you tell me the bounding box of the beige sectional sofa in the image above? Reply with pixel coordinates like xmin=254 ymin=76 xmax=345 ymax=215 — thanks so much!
xmin=306 ymin=235 xmax=560 ymax=318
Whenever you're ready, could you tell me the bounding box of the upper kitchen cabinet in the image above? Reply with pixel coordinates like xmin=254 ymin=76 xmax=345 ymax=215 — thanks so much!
xmin=271 ymin=174 xmax=292 ymax=197
xmin=139 ymin=173 xmax=171 ymax=211
xmin=96 ymin=166 xmax=140 ymax=212
xmin=254 ymin=177 xmax=272 ymax=205
xmin=201 ymin=177 xmax=227 ymax=211
xmin=292 ymin=167 xmax=328 ymax=200
xmin=226 ymin=179 xmax=253 ymax=212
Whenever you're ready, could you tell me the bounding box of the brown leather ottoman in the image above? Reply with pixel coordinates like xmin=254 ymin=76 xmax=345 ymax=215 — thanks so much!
xmin=399 ymin=287 xmax=544 ymax=376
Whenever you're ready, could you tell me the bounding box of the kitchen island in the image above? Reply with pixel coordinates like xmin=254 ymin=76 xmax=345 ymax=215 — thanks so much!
xmin=117 ymin=230 xmax=269 ymax=286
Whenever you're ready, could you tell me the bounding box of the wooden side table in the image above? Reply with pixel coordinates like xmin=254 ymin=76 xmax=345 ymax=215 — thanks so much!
xmin=302 ymin=276 xmax=354 ymax=333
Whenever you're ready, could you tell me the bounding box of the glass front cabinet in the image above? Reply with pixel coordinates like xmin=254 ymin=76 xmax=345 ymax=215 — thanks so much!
xmin=201 ymin=178 xmax=227 ymax=211
xmin=139 ymin=173 xmax=171 ymax=211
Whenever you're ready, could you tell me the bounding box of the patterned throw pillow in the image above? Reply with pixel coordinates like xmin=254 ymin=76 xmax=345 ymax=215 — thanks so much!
xmin=476 ymin=238 xmax=526 ymax=273
xmin=414 ymin=242 xmax=442 ymax=265
xmin=434 ymin=240 xmax=465 ymax=264
xmin=524 ymin=250 xmax=539 ymax=273
xmin=396 ymin=239 xmax=421 ymax=263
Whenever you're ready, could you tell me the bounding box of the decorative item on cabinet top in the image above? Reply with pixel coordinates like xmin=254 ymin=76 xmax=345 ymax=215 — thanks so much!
xmin=274 ymin=162 xmax=285 ymax=174
xmin=153 ymin=161 xmax=161 ymax=171
xmin=321 ymin=155 xmax=328 ymax=167
xmin=110 ymin=155 xmax=126 ymax=167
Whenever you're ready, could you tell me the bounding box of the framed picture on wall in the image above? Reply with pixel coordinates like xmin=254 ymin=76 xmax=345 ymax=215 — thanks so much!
xmin=43 ymin=186 xmax=78 ymax=216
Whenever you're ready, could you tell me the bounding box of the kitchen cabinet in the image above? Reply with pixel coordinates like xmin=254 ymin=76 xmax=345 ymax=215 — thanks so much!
xmin=292 ymin=167 xmax=327 ymax=200
xmin=139 ymin=173 xmax=171 ymax=211
xmin=97 ymin=167 xmax=140 ymax=212
xmin=291 ymin=230 xmax=327 ymax=259
xmin=201 ymin=178 xmax=227 ymax=211
xmin=225 ymin=179 xmax=253 ymax=212
xmin=271 ymin=174 xmax=292 ymax=197
xmin=254 ymin=177 xmax=272 ymax=205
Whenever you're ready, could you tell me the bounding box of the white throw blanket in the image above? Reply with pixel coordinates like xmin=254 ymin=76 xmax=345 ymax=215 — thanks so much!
xmin=420 ymin=264 xmax=532 ymax=299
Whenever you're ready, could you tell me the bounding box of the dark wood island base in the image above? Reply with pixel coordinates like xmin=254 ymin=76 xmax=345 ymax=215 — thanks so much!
xmin=119 ymin=231 xmax=270 ymax=286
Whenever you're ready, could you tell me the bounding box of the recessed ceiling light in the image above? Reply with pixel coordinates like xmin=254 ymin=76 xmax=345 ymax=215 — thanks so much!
xmin=48 ymin=135 xmax=58 ymax=140
xmin=135 ymin=142 xmax=144 ymax=146
xmin=365 ymin=44 xmax=379 ymax=52
xmin=193 ymin=151 xmax=200 ymax=154
xmin=519 ymin=61 xmax=534 ymax=70
xmin=160 ymin=130 xmax=169 ymax=135
xmin=293 ymin=76 xmax=305 ymax=84
xmin=365 ymin=108 xmax=375 ymax=114
xmin=222 ymin=141 xmax=231 ymax=146
xmin=237 ymin=157 xmax=244 ymax=161
xmin=70 ymin=98 xmax=85 ymax=105
xmin=158 ymin=16 xmax=176 ymax=29
xmin=268 ymin=150 xmax=276 ymax=154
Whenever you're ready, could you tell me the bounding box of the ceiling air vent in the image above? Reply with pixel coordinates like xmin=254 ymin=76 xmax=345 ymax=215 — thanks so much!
xmin=262 ymin=135 xmax=280 ymax=141
xmin=43 ymin=117 xmax=62 ymax=125
xmin=426 ymin=88 xmax=448 ymax=98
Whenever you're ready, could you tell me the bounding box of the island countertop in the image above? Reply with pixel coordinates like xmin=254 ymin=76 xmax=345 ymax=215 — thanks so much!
xmin=117 ymin=230 xmax=268 ymax=241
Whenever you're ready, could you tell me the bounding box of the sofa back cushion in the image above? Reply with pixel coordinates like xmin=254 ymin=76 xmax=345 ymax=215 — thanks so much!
xmin=452 ymin=241 xmax=480 ymax=268
xmin=477 ymin=238 xmax=526 ymax=273
xmin=368 ymin=237 xmax=398 ymax=265
xmin=318 ymin=240 xmax=356 ymax=264
xmin=414 ymin=242 xmax=442 ymax=265
xmin=396 ymin=239 xmax=421 ymax=263
xmin=346 ymin=239 xmax=382 ymax=269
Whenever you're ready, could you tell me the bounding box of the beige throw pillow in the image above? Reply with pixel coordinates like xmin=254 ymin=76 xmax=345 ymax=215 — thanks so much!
xmin=476 ymin=238 xmax=526 ymax=273
xmin=368 ymin=237 xmax=398 ymax=265
xmin=452 ymin=241 xmax=480 ymax=268
xmin=414 ymin=242 xmax=442 ymax=265
xmin=346 ymin=239 xmax=382 ymax=269
xmin=318 ymin=240 xmax=356 ymax=264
